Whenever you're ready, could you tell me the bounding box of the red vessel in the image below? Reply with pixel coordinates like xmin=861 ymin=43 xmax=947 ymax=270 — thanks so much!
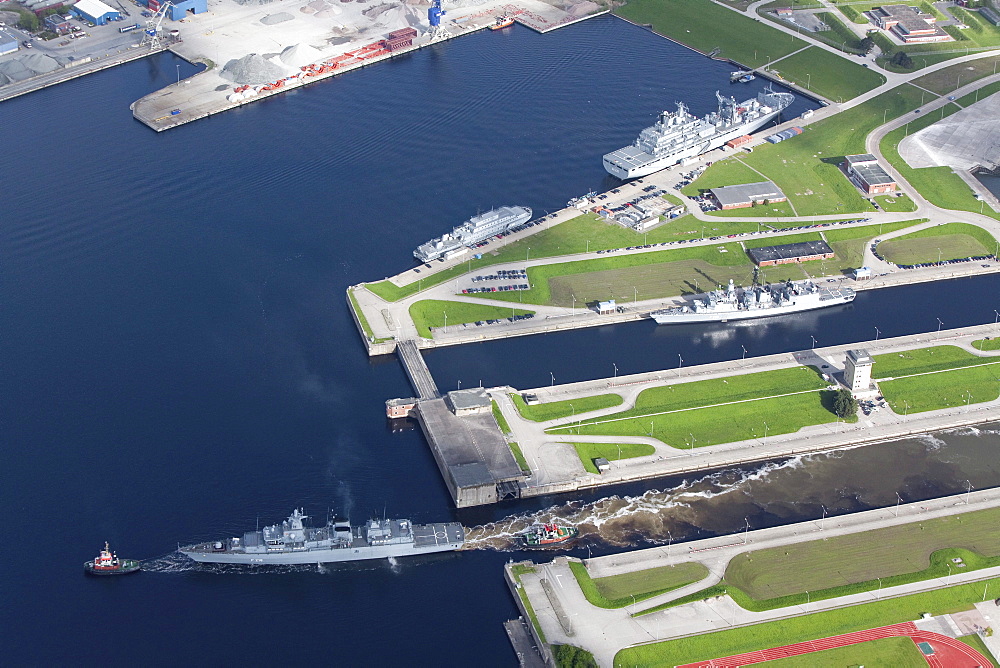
xmin=84 ymin=542 xmax=141 ymax=576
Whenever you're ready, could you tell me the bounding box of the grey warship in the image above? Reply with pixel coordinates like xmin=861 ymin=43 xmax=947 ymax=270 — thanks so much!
xmin=179 ymin=508 xmax=465 ymax=565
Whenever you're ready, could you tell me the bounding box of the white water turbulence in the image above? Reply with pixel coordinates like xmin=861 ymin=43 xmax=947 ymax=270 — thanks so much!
xmin=464 ymin=457 xmax=806 ymax=550
xmin=141 ymin=552 xmax=317 ymax=575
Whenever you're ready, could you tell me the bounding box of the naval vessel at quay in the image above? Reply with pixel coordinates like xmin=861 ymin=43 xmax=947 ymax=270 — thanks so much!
xmin=649 ymin=278 xmax=856 ymax=324
xmin=414 ymin=206 xmax=532 ymax=262
xmin=603 ymin=88 xmax=794 ymax=179
xmin=179 ymin=508 xmax=465 ymax=565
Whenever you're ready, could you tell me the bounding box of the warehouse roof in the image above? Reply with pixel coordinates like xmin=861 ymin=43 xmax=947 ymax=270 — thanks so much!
xmin=747 ymin=240 xmax=834 ymax=264
xmin=845 ymin=155 xmax=896 ymax=186
xmin=73 ymin=0 xmax=118 ymax=18
xmin=709 ymin=181 xmax=785 ymax=207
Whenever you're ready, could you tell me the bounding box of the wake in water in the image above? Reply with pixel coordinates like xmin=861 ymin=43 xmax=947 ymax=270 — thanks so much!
xmin=464 ymin=456 xmax=806 ymax=551
xmin=141 ymin=552 xmax=323 ymax=575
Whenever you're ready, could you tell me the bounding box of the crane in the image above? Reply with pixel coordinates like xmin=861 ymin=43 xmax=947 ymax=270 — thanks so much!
xmin=140 ymin=1 xmax=172 ymax=50
xmin=427 ymin=0 xmax=450 ymax=41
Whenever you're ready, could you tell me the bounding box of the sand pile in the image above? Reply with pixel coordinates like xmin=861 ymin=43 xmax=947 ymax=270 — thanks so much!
xmin=279 ymin=43 xmax=321 ymax=68
xmin=566 ymin=0 xmax=599 ymax=15
xmin=261 ymin=11 xmax=294 ymax=24
xmin=220 ymin=53 xmax=289 ymax=84
xmin=0 ymin=53 xmax=61 ymax=82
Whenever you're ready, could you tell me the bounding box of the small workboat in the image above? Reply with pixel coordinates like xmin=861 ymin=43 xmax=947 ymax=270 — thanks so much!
xmin=520 ymin=523 xmax=579 ymax=547
xmin=84 ymin=541 xmax=141 ymax=576
xmin=490 ymin=15 xmax=515 ymax=30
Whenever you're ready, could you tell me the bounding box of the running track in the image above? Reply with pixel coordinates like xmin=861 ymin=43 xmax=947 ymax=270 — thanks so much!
xmin=678 ymin=621 xmax=994 ymax=667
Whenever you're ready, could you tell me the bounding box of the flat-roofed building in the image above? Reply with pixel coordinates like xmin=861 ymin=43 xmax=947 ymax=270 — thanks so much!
xmin=385 ymin=397 xmax=417 ymax=419
xmin=446 ymin=387 xmax=491 ymax=417
xmin=843 ymin=153 xmax=897 ymax=194
xmin=871 ymin=4 xmax=952 ymax=42
xmin=709 ymin=181 xmax=787 ymax=209
xmin=747 ymin=240 xmax=835 ymax=266
xmin=844 ymin=348 xmax=874 ymax=393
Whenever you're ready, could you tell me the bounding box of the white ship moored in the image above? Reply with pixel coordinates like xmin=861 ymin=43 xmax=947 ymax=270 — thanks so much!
xmin=414 ymin=206 xmax=532 ymax=262
xmin=603 ymin=89 xmax=794 ymax=179
xmin=650 ymin=279 xmax=855 ymax=324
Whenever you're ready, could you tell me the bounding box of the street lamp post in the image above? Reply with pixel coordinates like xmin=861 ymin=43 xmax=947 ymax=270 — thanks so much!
xmin=806 ymin=73 xmax=811 ymax=89
xmin=821 ymin=504 xmax=827 ymax=529
xmin=550 ymin=372 xmax=555 ymax=386
xmin=613 ymin=362 xmax=618 ymax=381
xmin=965 ymin=480 xmax=973 ymax=504
xmin=763 ymin=421 xmax=768 ymax=443
xmin=678 ymin=354 xmax=683 ymax=370
xmin=743 ymin=518 xmax=750 ymax=545
xmin=526 ymin=247 xmax=530 ymax=263
xmin=688 ymin=433 xmax=696 ymax=456
xmin=936 ymin=317 xmax=943 ymax=333
xmin=443 ymin=312 xmax=447 ymax=329
xmin=895 ymin=492 xmax=902 ymax=517
xmin=875 ymin=326 xmax=881 ymax=342
xmin=810 ymin=335 xmax=817 ymax=349
xmin=741 ymin=345 xmax=747 ymax=360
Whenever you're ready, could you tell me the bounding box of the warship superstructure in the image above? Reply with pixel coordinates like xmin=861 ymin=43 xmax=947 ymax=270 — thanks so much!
xmin=179 ymin=508 xmax=465 ymax=565
xmin=603 ymin=89 xmax=794 ymax=179
xmin=414 ymin=206 xmax=532 ymax=262
xmin=650 ymin=279 xmax=855 ymax=324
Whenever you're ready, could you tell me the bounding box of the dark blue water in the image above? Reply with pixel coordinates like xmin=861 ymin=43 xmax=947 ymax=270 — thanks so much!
xmin=2 ymin=15 xmax=996 ymax=665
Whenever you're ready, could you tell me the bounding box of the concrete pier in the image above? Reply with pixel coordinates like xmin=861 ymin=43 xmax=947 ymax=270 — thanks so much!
xmin=396 ymin=340 xmax=440 ymax=399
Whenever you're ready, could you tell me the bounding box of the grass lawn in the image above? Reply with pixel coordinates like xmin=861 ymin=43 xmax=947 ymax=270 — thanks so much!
xmin=973 ymin=338 xmax=1000 ymax=351
xmin=879 ymin=363 xmax=1000 ymax=413
xmin=912 ymin=58 xmax=1000 ymax=96
xmin=615 ymin=0 xmax=807 ymax=69
xmin=348 ymin=287 xmax=376 ymax=339
xmin=508 ymin=442 xmax=530 ymax=473
xmin=510 ymin=565 xmax=546 ymax=643
xmin=615 ymin=576 xmax=1000 ymax=667
xmin=956 ymin=80 xmax=1000 ymax=108
xmin=548 ymin=367 xmax=842 ymax=448
xmin=689 ymin=85 xmax=925 ymax=217
xmin=770 ymin=47 xmax=885 ymax=101
xmin=704 ymin=201 xmax=798 ymax=217
xmin=475 ymin=241 xmax=752 ymax=307
xmin=568 ymin=560 xmax=708 ymax=609
xmin=744 ymin=232 xmax=822 ymax=249
xmin=872 ymin=345 xmax=997 ymax=378
xmin=511 ymin=392 xmax=623 ymax=422
xmin=881 ymin=110 xmax=1000 ymax=224
xmin=408 ymin=299 xmax=533 ymax=338
xmin=959 ymin=634 xmax=1000 ymax=667
xmin=492 ymin=400 xmax=512 ymax=434
xmin=878 ymin=223 xmax=997 ymax=265
xmin=756 ymin=636 xmax=926 ymax=667
xmin=725 ymin=507 xmax=1000 ymax=600
xmin=571 ymin=442 xmax=655 ymax=473
xmin=874 ymin=193 xmax=917 ymax=212
xmin=680 ymin=159 xmax=765 ymax=197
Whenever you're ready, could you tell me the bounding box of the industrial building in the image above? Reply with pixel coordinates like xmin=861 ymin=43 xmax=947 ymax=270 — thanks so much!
xmin=44 ymin=15 xmax=73 ymax=35
xmin=843 ymin=154 xmax=897 ymax=194
xmin=870 ymin=4 xmax=951 ymax=43
xmin=446 ymin=388 xmax=491 ymax=417
xmin=982 ymin=7 xmax=1000 ymax=26
xmin=747 ymin=240 xmax=835 ymax=266
xmin=709 ymin=181 xmax=787 ymax=209
xmin=0 ymin=31 xmax=17 ymax=56
xmin=71 ymin=0 xmax=121 ymax=25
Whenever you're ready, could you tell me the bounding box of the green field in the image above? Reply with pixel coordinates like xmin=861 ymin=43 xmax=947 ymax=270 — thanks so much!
xmin=874 ymin=193 xmax=917 ymax=212
xmin=616 ymin=576 xmax=1000 ymax=667
xmin=616 ymin=0 xmax=807 ymax=69
xmin=960 ymin=633 xmax=1000 ymax=667
xmin=973 ymin=337 xmax=1000 ymax=351
xmin=912 ymin=58 xmax=1000 ymax=95
xmin=568 ymin=560 xmax=709 ymax=609
xmin=510 ymin=564 xmax=546 ymax=643
xmin=872 ymin=345 xmax=1000 ymax=413
xmin=956 ymin=80 xmax=1000 ymax=107
xmin=704 ymin=201 xmax=798 ymax=218
xmin=881 ymin=109 xmax=1000 ymax=224
xmin=771 ymin=47 xmax=885 ymax=101
xmin=726 ymin=507 xmax=1000 ymax=600
xmin=757 ymin=636 xmax=926 ymax=667
xmin=348 ymin=287 xmax=377 ymax=340
xmin=475 ymin=241 xmax=752 ymax=307
xmin=408 ymin=299 xmax=533 ymax=338
xmin=511 ymin=392 xmax=623 ymax=422
xmin=878 ymin=223 xmax=998 ymax=266
xmin=508 ymin=442 xmax=530 ymax=473
xmin=572 ymin=442 xmax=656 ymax=473
xmin=744 ymin=232 xmax=823 ymax=249
xmin=688 ymin=85 xmax=925 ymax=216
xmin=879 ymin=233 xmax=991 ymax=265
xmin=548 ymin=367 xmax=843 ymax=448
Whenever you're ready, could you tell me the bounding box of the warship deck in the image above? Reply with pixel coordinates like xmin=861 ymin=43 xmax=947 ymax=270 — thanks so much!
xmin=413 ymin=522 xmax=466 ymax=548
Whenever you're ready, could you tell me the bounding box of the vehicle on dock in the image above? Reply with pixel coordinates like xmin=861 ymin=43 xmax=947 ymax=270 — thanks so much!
xmin=84 ymin=542 xmax=141 ymax=576
xmin=520 ymin=523 xmax=579 ymax=547
xmin=179 ymin=508 xmax=465 ymax=565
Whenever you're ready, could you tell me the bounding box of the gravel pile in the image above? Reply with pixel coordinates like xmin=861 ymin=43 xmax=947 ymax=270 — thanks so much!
xmin=219 ymin=53 xmax=289 ymax=84
xmin=279 ymin=43 xmax=321 ymax=68
xmin=260 ymin=11 xmax=294 ymax=24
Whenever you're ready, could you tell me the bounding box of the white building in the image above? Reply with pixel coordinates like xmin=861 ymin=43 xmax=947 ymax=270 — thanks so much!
xmin=844 ymin=349 xmax=874 ymax=394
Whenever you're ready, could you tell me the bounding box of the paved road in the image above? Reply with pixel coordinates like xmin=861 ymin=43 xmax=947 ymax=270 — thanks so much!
xmin=516 ymin=487 xmax=1000 ymax=667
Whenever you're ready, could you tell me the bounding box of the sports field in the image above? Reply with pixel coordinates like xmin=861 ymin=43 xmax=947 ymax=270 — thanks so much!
xmin=568 ymin=561 xmax=709 ymax=609
xmin=878 ymin=223 xmax=997 ymax=265
xmin=547 ymin=367 xmax=842 ymax=447
xmin=615 ymin=0 xmax=807 ymax=68
xmin=747 ymin=636 xmax=926 ymax=667
xmin=689 ymin=85 xmax=925 ymax=216
xmin=408 ymin=299 xmax=533 ymax=338
xmin=615 ymin=576 xmax=1000 ymax=667
xmin=572 ymin=442 xmax=655 ymax=473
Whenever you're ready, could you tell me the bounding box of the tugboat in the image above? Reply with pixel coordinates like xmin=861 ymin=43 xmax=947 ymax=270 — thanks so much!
xmin=84 ymin=542 xmax=141 ymax=576
xmin=520 ymin=523 xmax=579 ymax=548
xmin=490 ymin=15 xmax=515 ymax=30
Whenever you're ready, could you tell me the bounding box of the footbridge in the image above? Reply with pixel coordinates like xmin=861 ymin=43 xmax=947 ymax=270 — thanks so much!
xmin=396 ymin=339 xmax=440 ymax=399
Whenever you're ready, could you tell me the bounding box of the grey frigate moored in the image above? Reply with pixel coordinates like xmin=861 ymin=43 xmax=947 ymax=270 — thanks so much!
xmin=179 ymin=508 xmax=465 ymax=565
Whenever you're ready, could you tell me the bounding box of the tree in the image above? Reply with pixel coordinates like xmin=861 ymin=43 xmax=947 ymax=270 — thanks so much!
xmin=833 ymin=388 xmax=858 ymax=418
xmin=891 ymin=51 xmax=913 ymax=69
xmin=860 ymin=37 xmax=875 ymax=53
